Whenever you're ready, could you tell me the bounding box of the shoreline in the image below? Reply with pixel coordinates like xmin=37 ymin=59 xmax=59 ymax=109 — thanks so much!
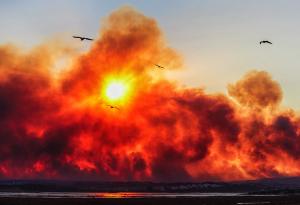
xmin=0 ymin=195 xmax=299 ymax=205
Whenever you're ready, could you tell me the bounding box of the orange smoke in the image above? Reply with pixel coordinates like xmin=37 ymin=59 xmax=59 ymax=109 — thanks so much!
xmin=228 ymin=70 xmax=282 ymax=109
xmin=0 ymin=6 xmax=299 ymax=182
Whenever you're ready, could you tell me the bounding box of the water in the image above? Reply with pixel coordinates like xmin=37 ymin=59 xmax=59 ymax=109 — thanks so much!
xmin=0 ymin=192 xmax=243 ymax=198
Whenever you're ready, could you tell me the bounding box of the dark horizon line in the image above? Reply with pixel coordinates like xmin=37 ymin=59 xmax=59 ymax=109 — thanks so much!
xmin=0 ymin=175 xmax=299 ymax=184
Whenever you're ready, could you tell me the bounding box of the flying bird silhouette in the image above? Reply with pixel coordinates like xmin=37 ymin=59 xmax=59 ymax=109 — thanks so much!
xmin=154 ymin=64 xmax=166 ymax=69
xmin=72 ymin=36 xmax=94 ymax=41
xmin=260 ymin=40 xmax=272 ymax=45
xmin=106 ymin=104 xmax=120 ymax=110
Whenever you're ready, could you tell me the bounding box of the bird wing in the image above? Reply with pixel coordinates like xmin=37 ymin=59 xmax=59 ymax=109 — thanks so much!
xmin=106 ymin=104 xmax=119 ymax=110
xmin=112 ymin=106 xmax=120 ymax=110
xmin=85 ymin=38 xmax=94 ymax=41
xmin=260 ymin=40 xmax=272 ymax=44
xmin=73 ymin=36 xmax=81 ymax=38
xmin=155 ymin=64 xmax=165 ymax=69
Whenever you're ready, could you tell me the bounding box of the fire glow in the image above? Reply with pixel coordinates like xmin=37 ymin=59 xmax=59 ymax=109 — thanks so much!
xmin=105 ymin=81 xmax=126 ymax=101
xmin=0 ymin=6 xmax=299 ymax=182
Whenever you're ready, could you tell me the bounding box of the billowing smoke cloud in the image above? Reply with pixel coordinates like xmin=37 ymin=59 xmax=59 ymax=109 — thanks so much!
xmin=228 ymin=70 xmax=282 ymax=109
xmin=0 ymin=6 xmax=299 ymax=182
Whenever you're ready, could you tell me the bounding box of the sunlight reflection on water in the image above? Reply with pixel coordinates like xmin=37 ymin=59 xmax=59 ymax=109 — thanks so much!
xmin=0 ymin=192 xmax=243 ymax=198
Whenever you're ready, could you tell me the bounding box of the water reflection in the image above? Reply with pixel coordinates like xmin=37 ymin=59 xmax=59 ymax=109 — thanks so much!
xmin=0 ymin=192 xmax=242 ymax=198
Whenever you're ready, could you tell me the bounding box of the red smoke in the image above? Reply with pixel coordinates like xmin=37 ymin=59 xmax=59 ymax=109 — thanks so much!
xmin=0 ymin=6 xmax=300 ymax=182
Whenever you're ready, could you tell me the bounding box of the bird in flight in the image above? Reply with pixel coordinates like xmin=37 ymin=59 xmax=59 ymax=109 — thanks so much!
xmin=260 ymin=40 xmax=272 ymax=45
xmin=154 ymin=64 xmax=166 ymax=69
xmin=72 ymin=36 xmax=94 ymax=41
xmin=106 ymin=104 xmax=120 ymax=110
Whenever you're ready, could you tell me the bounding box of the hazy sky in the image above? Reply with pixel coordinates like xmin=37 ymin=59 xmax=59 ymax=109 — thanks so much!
xmin=1 ymin=0 xmax=300 ymax=110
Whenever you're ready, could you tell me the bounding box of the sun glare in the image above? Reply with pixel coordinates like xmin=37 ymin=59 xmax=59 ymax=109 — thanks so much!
xmin=100 ymin=74 xmax=134 ymax=107
xmin=105 ymin=81 xmax=126 ymax=101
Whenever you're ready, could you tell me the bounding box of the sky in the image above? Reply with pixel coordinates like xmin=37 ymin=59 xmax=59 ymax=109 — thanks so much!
xmin=1 ymin=1 xmax=300 ymax=181
xmin=1 ymin=0 xmax=300 ymax=110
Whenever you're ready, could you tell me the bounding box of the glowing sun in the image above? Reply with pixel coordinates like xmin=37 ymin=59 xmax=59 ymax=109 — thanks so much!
xmin=105 ymin=81 xmax=126 ymax=101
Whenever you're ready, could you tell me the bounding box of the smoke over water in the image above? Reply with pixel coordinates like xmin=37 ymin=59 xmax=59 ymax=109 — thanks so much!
xmin=0 ymin=6 xmax=299 ymax=182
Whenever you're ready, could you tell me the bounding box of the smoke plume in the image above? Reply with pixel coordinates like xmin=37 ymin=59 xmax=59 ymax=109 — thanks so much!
xmin=228 ymin=70 xmax=282 ymax=109
xmin=0 ymin=6 xmax=299 ymax=182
